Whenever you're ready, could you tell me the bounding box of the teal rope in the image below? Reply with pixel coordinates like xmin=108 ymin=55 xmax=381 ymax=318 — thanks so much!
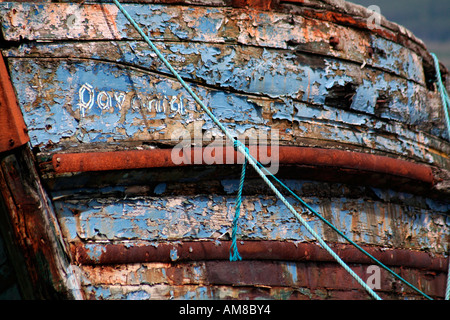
xmin=431 ymin=53 xmax=450 ymax=140
xmin=432 ymin=53 xmax=450 ymax=300
xmin=113 ymin=0 xmax=383 ymax=299
xmin=230 ymin=140 xmax=248 ymax=261
xmin=227 ymin=148 xmax=432 ymax=299
xmin=111 ymin=0 xmax=233 ymax=143
xmin=237 ymin=147 xmax=382 ymax=300
xmin=253 ymin=160 xmax=433 ymax=300
xmin=446 ymin=252 xmax=450 ymax=300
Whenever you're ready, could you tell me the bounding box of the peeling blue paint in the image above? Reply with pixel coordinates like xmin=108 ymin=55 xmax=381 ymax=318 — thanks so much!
xmin=284 ymin=262 xmax=298 ymax=286
xmin=7 ymin=40 xmax=449 ymax=163
xmin=1 ymin=1 xmax=449 ymax=301
xmin=126 ymin=290 xmax=151 ymax=300
xmin=87 ymin=285 xmax=112 ymax=300
xmin=170 ymin=248 xmax=178 ymax=261
xmin=52 ymin=183 xmax=450 ymax=255
xmin=83 ymin=243 xmax=107 ymax=263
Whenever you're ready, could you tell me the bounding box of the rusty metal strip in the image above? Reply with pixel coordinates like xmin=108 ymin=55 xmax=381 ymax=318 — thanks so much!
xmin=0 ymin=54 xmax=29 ymax=153
xmin=52 ymin=146 xmax=435 ymax=185
xmin=70 ymin=240 xmax=449 ymax=272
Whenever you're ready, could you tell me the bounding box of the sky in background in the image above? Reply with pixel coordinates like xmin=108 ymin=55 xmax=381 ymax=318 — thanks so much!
xmin=348 ymin=0 xmax=450 ymax=69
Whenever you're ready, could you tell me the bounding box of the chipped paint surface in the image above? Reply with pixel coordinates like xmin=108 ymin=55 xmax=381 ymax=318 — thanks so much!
xmin=53 ymin=173 xmax=449 ymax=299
xmin=5 ymin=55 xmax=449 ymax=167
xmin=54 ymin=183 xmax=450 ymax=253
xmin=1 ymin=1 xmax=449 ymax=300
xmin=76 ymin=260 xmax=447 ymax=300
xmin=0 ymin=2 xmax=429 ymax=83
xmin=1 ymin=3 xmax=449 ymax=165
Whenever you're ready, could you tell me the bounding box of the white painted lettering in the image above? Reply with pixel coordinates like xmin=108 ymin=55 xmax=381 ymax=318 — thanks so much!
xmin=76 ymin=85 xmax=194 ymax=117
xmin=97 ymin=91 xmax=111 ymax=110
xmin=77 ymin=83 xmax=94 ymax=117
xmin=131 ymin=94 xmax=142 ymax=111
xmin=148 ymin=99 xmax=157 ymax=112
xmin=114 ymin=91 xmax=126 ymax=110
xmin=170 ymin=95 xmax=178 ymax=112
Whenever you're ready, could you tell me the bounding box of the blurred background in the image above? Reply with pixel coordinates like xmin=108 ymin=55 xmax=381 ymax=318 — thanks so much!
xmin=348 ymin=0 xmax=450 ymax=70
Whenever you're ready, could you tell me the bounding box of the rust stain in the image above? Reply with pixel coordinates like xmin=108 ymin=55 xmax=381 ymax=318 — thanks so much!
xmin=0 ymin=54 xmax=29 ymax=153
xmin=70 ymin=240 xmax=449 ymax=272
xmin=232 ymin=0 xmax=276 ymax=10
xmin=78 ymin=260 xmax=447 ymax=299
xmin=283 ymin=2 xmax=399 ymax=42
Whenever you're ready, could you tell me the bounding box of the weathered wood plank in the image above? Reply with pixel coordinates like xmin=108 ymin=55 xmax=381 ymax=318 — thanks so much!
xmin=77 ymin=260 xmax=447 ymax=299
xmin=5 ymin=56 xmax=449 ymax=169
xmin=70 ymin=240 xmax=449 ymax=271
xmin=54 ymin=186 xmax=450 ymax=254
xmin=0 ymin=2 xmax=427 ymax=83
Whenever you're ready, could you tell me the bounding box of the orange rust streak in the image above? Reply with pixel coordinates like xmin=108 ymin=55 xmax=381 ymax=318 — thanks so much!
xmin=232 ymin=0 xmax=275 ymax=10
xmin=0 ymin=54 xmax=29 ymax=153
xmin=298 ymin=8 xmax=398 ymax=42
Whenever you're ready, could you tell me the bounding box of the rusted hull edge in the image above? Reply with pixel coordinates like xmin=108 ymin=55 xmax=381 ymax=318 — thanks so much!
xmin=78 ymin=257 xmax=448 ymax=299
xmin=70 ymin=240 xmax=449 ymax=272
xmin=0 ymin=146 xmax=83 ymax=299
xmin=52 ymin=146 xmax=435 ymax=185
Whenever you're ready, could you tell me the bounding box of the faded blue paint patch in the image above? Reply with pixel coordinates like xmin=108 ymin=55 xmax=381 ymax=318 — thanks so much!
xmin=154 ymin=183 xmax=167 ymax=195
xmin=87 ymin=286 xmax=112 ymax=300
xmin=53 ymin=184 xmax=449 ymax=255
xmin=118 ymin=4 xmax=172 ymax=35
xmin=248 ymin=50 xmax=304 ymax=99
xmin=83 ymin=243 xmax=107 ymax=263
xmin=369 ymin=35 xmax=424 ymax=83
xmin=8 ymin=40 xmax=448 ymax=160
xmin=272 ymin=100 xmax=293 ymax=121
xmin=170 ymin=247 xmax=178 ymax=261
xmin=126 ymin=290 xmax=151 ymax=300
xmin=11 ymin=63 xmax=78 ymax=146
xmin=197 ymin=16 xmax=219 ymax=36
xmin=284 ymin=262 xmax=298 ymax=286
xmin=182 ymin=286 xmax=211 ymax=299
xmin=209 ymin=91 xmax=263 ymax=123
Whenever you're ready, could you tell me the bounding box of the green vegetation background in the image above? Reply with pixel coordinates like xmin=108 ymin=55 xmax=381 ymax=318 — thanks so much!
xmin=349 ymin=0 xmax=450 ymax=69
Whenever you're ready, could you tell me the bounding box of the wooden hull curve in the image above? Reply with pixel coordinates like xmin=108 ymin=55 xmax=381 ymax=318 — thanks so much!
xmin=0 ymin=0 xmax=449 ymax=300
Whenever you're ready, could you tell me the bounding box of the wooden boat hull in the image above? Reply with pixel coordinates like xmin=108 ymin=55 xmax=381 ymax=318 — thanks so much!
xmin=0 ymin=0 xmax=449 ymax=300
